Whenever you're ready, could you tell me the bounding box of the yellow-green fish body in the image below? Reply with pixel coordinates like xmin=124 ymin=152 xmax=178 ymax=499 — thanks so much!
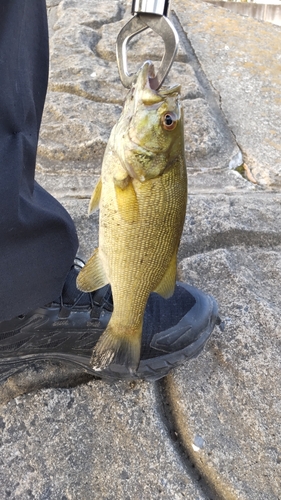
xmin=77 ymin=61 xmax=187 ymax=372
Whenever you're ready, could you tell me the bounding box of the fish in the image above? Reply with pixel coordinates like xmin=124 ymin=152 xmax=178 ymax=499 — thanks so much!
xmin=77 ymin=60 xmax=187 ymax=373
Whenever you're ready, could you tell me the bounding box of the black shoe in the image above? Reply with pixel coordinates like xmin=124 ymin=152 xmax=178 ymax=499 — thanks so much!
xmin=0 ymin=261 xmax=219 ymax=382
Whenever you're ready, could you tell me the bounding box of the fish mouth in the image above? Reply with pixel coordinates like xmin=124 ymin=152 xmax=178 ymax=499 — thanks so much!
xmin=138 ymin=61 xmax=158 ymax=92
xmin=139 ymin=61 xmax=166 ymax=91
xmin=142 ymin=60 xmax=155 ymax=85
xmin=137 ymin=60 xmax=181 ymax=96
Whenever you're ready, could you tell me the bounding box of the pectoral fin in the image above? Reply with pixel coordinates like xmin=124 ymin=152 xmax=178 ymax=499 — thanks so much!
xmin=153 ymin=250 xmax=177 ymax=299
xmin=114 ymin=178 xmax=139 ymax=223
xmin=88 ymin=177 xmax=102 ymax=215
xmin=76 ymin=248 xmax=109 ymax=292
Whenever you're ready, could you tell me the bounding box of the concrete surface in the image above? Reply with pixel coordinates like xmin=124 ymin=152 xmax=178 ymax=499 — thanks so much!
xmin=0 ymin=0 xmax=280 ymax=499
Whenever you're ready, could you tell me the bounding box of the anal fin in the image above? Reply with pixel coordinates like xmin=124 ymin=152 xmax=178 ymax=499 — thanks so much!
xmin=153 ymin=250 xmax=177 ymax=299
xmin=76 ymin=248 xmax=108 ymax=292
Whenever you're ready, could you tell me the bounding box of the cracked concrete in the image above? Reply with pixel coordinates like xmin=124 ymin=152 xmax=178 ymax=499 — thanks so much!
xmin=0 ymin=0 xmax=281 ymax=499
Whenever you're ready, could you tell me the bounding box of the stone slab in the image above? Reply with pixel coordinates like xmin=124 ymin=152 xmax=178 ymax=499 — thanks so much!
xmin=3 ymin=187 xmax=281 ymax=499
xmin=62 ymin=193 xmax=281 ymax=264
xmin=37 ymin=0 xmax=240 ymax=180
xmin=167 ymin=246 xmax=281 ymax=499
xmin=0 ymin=381 xmax=208 ymax=500
xmin=38 ymin=91 xmax=122 ymax=174
xmin=35 ymin=167 xmax=255 ymax=202
xmin=159 ymin=7 xmax=281 ymax=496
xmin=1 ymin=1 xmax=281 ymax=499
xmin=2 ymin=188 xmax=279 ymax=390
xmin=173 ymin=0 xmax=281 ymax=187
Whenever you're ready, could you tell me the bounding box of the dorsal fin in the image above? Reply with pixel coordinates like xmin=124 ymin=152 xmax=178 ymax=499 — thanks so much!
xmin=88 ymin=177 xmax=102 ymax=215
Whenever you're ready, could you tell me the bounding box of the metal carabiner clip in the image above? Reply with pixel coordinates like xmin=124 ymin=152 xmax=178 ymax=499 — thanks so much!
xmin=116 ymin=0 xmax=179 ymax=90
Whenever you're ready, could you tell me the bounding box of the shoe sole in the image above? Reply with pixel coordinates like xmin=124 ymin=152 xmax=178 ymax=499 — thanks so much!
xmin=0 ymin=292 xmax=218 ymax=382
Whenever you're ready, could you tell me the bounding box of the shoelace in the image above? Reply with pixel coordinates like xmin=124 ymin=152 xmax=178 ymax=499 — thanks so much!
xmin=58 ymin=259 xmax=113 ymax=316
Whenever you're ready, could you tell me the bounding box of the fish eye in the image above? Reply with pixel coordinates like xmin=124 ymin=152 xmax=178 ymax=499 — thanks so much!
xmin=162 ymin=112 xmax=177 ymax=131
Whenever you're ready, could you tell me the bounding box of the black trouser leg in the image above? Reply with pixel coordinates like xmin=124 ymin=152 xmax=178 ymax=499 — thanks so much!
xmin=0 ymin=0 xmax=78 ymax=321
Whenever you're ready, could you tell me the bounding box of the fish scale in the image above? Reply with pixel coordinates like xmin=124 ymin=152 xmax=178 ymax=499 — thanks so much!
xmin=77 ymin=61 xmax=187 ymax=372
xmin=102 ymin=172 xmax=185 ymax=300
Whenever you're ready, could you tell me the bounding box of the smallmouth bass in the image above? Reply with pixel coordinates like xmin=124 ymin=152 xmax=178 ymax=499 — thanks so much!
xmin=77 ymin=61 xmax=187 ymax=373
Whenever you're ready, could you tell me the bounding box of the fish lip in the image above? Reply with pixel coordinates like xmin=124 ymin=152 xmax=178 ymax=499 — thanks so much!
xmin=139 ymin=61 xmax=179 ymax=93
xmin=139 ymin=60 xmax=156 ymax=91
xmin=141 ymin=61 xmax=155 ymax=90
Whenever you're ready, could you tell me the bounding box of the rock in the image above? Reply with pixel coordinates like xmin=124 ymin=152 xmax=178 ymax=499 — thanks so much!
xmin=38 ymin=92 xmax=122 ymax=174
xmin=183 ymin=98 xmax=232 ymax=168
xmin=56 ymin=0 xmax=123 ymax=30
xmin=179 ymin=192 xmax=281 ymax=260
xmin=0 ymin=361 xmax=94 ymax=408
xmin=47 ymin=0 xmax=60 ymax=7
xmin=38 ymin=1 xmax=240 ymax=186
xmin=166 ymin=246 xmax=281 ymax=499
xmin=173 ymin=0 xmax=281 ymax=188
xmin=0 ymin=381 xmax=207 ymax=500
xmin=1 ymin=1 xmax=281 ymax=499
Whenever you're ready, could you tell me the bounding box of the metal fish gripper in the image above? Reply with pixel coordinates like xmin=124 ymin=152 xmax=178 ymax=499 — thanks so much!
xmin=116 ymin=0 xmax=179 ymax=90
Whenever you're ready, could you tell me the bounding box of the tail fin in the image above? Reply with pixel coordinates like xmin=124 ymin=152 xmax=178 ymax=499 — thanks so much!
xmin=90 ymin=323 xmax=142 ymax=374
